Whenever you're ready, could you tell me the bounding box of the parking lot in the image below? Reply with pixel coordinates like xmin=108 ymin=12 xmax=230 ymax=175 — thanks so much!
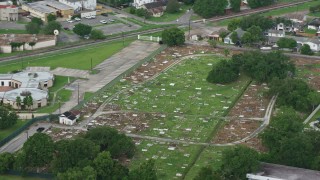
xmin=61 ymin=14 xmax=141 ymax=35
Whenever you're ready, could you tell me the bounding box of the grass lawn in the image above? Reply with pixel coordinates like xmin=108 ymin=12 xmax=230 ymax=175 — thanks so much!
xmin=84 ymin=92 xmax=94 ymax=101
xmin=0 ymin=120 xmax=29 ymax=141
xmin=0 ymin=40 xmax=133 ymax=73
xmin=36 ymin=89 xmax=73 ymax=113
xmin=130 ymin=140 xmax=203 ymax=180
xmin=0 ymin=29 xmax=28 ymax=34
xmin=303 ymin=27 xmax=317 ymax=34
xmin=148 ymin=5 xmax=191 ymax=22
xmin=110 ymin=55 xmax=250 ymax=179
xmin=185 ymin=146 xmax=228 ymax=179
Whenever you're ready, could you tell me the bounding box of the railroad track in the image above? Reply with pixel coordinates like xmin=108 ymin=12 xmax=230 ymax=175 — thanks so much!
xmin=0 ymin=28 xmax=165 ymax=62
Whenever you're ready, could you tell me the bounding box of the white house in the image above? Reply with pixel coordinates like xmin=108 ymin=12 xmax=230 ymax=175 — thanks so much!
xmin=307 ymin=18 xmax=320 ymax=30
xmin=133 ymin=0 xmax=155 ymax=8
xmin=267 ymin=29 xmax=285 ymax=38
xmin=59 ymin=0 xmax=96 ymax=11
xmin=59 ymin=110 xmax=80 ymax=125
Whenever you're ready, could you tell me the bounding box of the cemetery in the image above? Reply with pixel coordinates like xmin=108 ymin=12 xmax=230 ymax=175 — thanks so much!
xmin=295 ymin=57 xmax=320 ymax=91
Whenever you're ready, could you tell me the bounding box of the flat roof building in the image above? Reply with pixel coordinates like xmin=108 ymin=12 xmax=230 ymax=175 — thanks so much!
xmin=22 ymin=0 xmax=74 ymax=21
xmin=0 ymin=5 xmax=18 ymax=21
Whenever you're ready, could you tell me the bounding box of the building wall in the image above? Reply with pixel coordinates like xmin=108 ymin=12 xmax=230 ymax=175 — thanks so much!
xmin=24 ymin=39 xmax=56 ymax=51
xmin=0 ymin=45 xmax=12 ymax=53
xmin=0 ymin=7 xmax=18 ymax=21
xmin=22 ymin=4 xmax=49 ymax=21
xmin=59 ymin=116 xmax=76 ymax=125
xmin=0 ymin=79 xmax=12 ymax=86
xmin=133 ymin=0 xmax=155 ymax=8
xmin=59 ymin=0 xmax=96 ymax=11
xmin=60 ymin=9 xmax=74 ymax=18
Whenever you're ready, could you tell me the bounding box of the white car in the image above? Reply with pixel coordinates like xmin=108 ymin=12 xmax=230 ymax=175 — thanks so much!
xmin=85 ymin=16 xmax=91 ymax=19
xmin=74 ymin=17 xmax=81 ymax=21
xmin=67 ymin=19 xmax=74 ymax=23
xmin=109 ymin=19 xmax=115 ymax=22
xmin=100 ymin=20 xmax=108 ymax=24
xmin=91 ymin=15 xmax=96 ymax=19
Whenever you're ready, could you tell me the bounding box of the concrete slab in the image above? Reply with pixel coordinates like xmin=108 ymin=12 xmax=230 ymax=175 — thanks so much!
xmin=51 ymin=67 xmax=89 ymax=78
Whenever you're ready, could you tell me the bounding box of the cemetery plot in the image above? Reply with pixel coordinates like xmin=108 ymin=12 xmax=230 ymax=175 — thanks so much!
xmin=130 ymin=139 xmax=202 ymax=180
xmin=185 ymin=146 xmax=226 ymax=180
xmin=45 ymin=127 xmax=85 ymax=142
xmin=295 ymin=58 xmax=320 ymax=91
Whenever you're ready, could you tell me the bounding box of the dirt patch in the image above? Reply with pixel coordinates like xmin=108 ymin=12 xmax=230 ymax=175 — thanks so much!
xmin=45 ymin=127 xmax=85 ymax=142
xmin=229 ymin=83 xmax=270 ymax=118
xmin=294 ymin=57 xmax=320 ymax=91
xmin=213 ymin=120 xmax=261 ymax=144
xmin=92 ymin=112 xmax=164 ymax=134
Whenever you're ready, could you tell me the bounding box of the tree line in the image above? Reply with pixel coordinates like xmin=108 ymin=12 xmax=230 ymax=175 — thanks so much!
xmin=207 ymin=51 xmax=320 ymax=113
xmin=0 ymin=126 xmax=158 ymax=179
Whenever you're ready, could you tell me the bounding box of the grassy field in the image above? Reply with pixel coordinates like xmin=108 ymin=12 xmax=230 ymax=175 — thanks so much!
xmin=0 ymin=120 xmax=29 ymax=141
xmin=0 ymin=40 xmax=133 ymax=73
xmin=110 ymin=55 xmax=250 ymax=179
xmin=36 ymin=89 xmax=73 ymax=113
xmin=0 ymin=29 xmax=28 ymax=34
xmin=185 ymin=146 xmax=228 ymax=179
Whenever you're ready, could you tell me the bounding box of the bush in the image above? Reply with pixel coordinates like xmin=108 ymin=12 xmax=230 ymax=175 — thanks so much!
xmin=277 ymin=38 xmax=297 ymax=49
xmin=90 ymin=29 xmax=106 ymax=40
xmin=301 ymin=44 xmax=314 ymax=55
xmin=73 ymin=23 xmax=92 ymax=37
xmin=43 ymin=21 xmax=62 ymax=35
xmin=25 ymin=22 xmax=40 ymax=34
xmin=0 ymin=106 xmax=18 ymax=129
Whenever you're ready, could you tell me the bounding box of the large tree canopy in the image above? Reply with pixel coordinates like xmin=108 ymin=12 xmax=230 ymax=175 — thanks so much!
xmin=247 ymin=0 xmax=275 ymax=8
xmin=193 ymin=0 xmax=228 ymax=18
xmin=0 ymin=106 xmax=18 ymax=129
xmin=162 ymin=27 xmax=185 ymax=46
xmin=73 ymin=23 xmax=92 ymax=37
xmin=239 ymin=15 xmax=274 ymax=31
xmin=207 ymin=60 xmax=239 ymax=84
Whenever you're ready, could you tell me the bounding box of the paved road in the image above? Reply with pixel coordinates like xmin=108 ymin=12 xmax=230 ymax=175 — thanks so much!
xmin=304 ymin=104 xmax=320 ymax=124
xmin=54 ymin=41 xmax=160 ymax=113
xmin=0 ymin=21 xmax=25 ymax=30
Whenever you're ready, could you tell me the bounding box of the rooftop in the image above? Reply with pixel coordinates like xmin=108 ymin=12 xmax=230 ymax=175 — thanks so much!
xmin=24 ymin=0 xmax=73 ymax=13
xmin=248 ymin=163 xmax=320 ymax=180
xmin=0 ymin=34 xmax=55 ymax=46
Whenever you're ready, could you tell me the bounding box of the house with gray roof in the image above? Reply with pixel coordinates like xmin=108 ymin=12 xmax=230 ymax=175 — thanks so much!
xmin=224 ymin=28 xmax=246 ymax=44
xmin=0 ymin=71 xmax=54 ymax=109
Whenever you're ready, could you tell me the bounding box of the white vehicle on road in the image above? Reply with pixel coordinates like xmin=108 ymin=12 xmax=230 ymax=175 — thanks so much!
xmin=67 ymin=19 xmax=74 ymax=23
xmin=74 ymin=17 xmax=81 ymax=21
xmin=100 ymin=20 xmax=108 ymax=24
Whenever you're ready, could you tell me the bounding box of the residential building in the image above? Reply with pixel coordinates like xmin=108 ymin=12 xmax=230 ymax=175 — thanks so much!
xmin=0 ymin=34 xmax=57 ymax=53
xmin=0 ymin=71 xmax=54 ymax=109
xmin=22 ymin=0 xmax=74 ymax=21
xmin=224 ymin=28 xmax=245 ymax=44
xmin=208 ymin=28 xmax=228 ymax=41
xmin=307 ymin=18 xmax=320 ymax=30
xmin=267 ymin=29 xmax=285 ymax=38
xmin=0 ymin=5 xmax=18 ymax=21
xmin=268 ymin=35 xmax=320 ymax=52
xmin=247 ymin=163 xmax=320 ymax=180
xmin=59 ymin=0 xmax=96 ymax=11
xmin=59 ymin=110 xmax=81 ymax=125
xmin=133 ymin=0 xmax=156 ymax=8
xmin=141 ymin=1 xmax=166 ymax=17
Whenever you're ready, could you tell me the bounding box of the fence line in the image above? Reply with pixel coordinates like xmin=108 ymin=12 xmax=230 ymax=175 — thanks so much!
xmin=138 ymin=35 xmax=162 ymax=42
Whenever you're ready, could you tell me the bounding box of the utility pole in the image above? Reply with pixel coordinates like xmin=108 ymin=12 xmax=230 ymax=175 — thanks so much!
xmin=122 ymin=31 xmax=125 ymax=46
xmin=58 ymin=100 xmax=61 ymax=114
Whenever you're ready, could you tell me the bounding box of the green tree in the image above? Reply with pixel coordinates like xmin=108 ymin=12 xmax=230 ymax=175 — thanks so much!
xmin=16 ymin=96 xmax=21 ymax=111
xmin=228 ymin=19 xmax=241 ymax=31
xmin=43 ymin=21 xmax=62 ymax=35
xmin=239 ymin=15 xmax=274 ymax=31
xmin=268 ymin=79 xmax=318 ymax=112
xmin=23 ymin=133 xmax=54 ymax=169
xmin=85 ymin=127 xmax=135 ymax=158
xmin=0 ymin=153 xmax=14 ymax=174
xmin=47 ymin=14 xmax=57 ymax=22
xmin=308 ymin=91 xmax=320 ymax=110
xmin=26 ymin=95 xmax=33 ymax=111
xmin=230 ymin=31 xmax=238 ymax=44
xmin=73 ymin=23 xmax=92 ymax=37
xmin=241 ymin=25 xmax=264 ymax=45
xmin=28 ymin=42 xmax=36 ymax=50
xmin=301 ymin=44 xmax=314 ymax=55
xmin=136 ymin=8 xmax=150 ymax=19
xmin=194 ymin=0 xmax=228 ymax=18
xmin=0 ymin=106 xmax=18 ymax=129
xmin=90 ymin=29 xmax=106 ymax=40
xmin=25 ymin=22 xmax=40 ymax=34
xmin=277 ymin=38 xmax=297 ymax=49
xmin=219 ymin=31 xmax=229 ymax=39
xmin=51 ymin=138 xmax=99 ymax=173
xmin=166 ymin=0 xmax=180 ymax=13
xmin=260 ymin=107 xmax=304 ymax=151
xmin=220 ymin=146 xmax=260 ymax=180
xmin=207 ymin=60 xmax=239 ymax=84
xmin=162 ymin=27 xmax=185 ymax=46
xmin=31 ymin=17 xmax=43 ymax=26
xmin=208 ymin=39 xmax=217 ymax=48
xmin=129 ymin=160 xmax=157 ymax=180
xmin=230 ymin=0 xmax=242 ymax=12
xmin=247 ymin=0 xmax=275 ymax=9
xmin=194 ymin=166 xmax=223 ymax=180
xmin=129 ymin=7 xmax=136 ymax=14
xmin=57 ymin=166 xmax=97 ymax=180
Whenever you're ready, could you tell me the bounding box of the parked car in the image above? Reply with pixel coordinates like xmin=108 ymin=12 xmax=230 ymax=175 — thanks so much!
xmin=109 ymin=19 xmax=115 ymax=22
xmin=63 ymin=27 xmax=70 ymax=30
xmin=100 ymin=20 xmax=108 ymax=24
xmin=101 ymin=13 xmax=108 ymax=17
xmin=67 ymin=19 xmax=74 ymax=23
xmin=85 ymin=16 xmax=91 ymax=19
xmin=91 ymin=15 xmax=96 ymax=19
xmin=37 ymin=127 xmax=45 ymax=132
xmin=74 ymin=17 xmax=81 ymax=21
xmin=84 ymin=35 xmax=90 ymax=39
